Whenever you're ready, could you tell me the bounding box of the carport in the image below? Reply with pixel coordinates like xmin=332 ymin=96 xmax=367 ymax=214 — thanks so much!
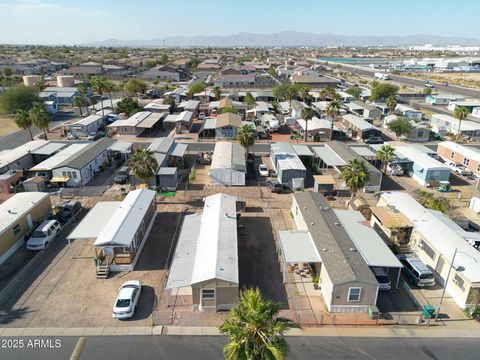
xmin=277 ymin=230 xmax=321 ymax=283
xmin=312 ymin=146 xmax=346 ymax=172
xmin=66 ymin=201 xmax=121 ymax=245
xmin=334 ymin=209 xmax=403 ymax=289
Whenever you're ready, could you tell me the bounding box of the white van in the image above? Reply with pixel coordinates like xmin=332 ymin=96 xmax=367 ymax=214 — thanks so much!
xmin=26 ymin=220 xmax=61 ymax=251
xmin=372 ymin=267 xmax=391 ymax=290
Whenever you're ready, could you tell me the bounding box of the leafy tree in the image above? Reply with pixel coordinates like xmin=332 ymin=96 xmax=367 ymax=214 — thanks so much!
xmin=416 ymin=191 xmax=452 ymax=214
xmin=296 ymin=85 xmax=311 ymax=104
xmin=386 ymin=95 xmax=397 ymax=114
xmin=237 ymin=123 xmax=256 ymax=159
xmin=187 ymin=82 xmax=205 ymax=99
xmin=73 ymin=96 xmax=86 ymax=116
xmin=3 ymin=68 xmax=12 ymax=87
xmin=213 ymin=86 xmax=222 ymax=101
xmin=189 ymin=57 xmax=201 ymax=69
xmin=163 ymin=95 xmax=175 ymax=112
xmin=369 ymin=83 xmax=399 ymax=102
xmin=376 ymin=145 xmax=396 ymax=173
xmin=325 ymin=99 xmax=341 ymax=141
xmin=244 ymin=92 xmax=255 ymax=110
xmin=267 ymin=66 xmax=277 ymax=77
xmin=346 ymin=87 xmax=362 ymax=99
xmin=319 ymin=86 xmax=336 ymax=101
xmin=124 ymin=78 xmax=147 ymax=96
xmin=387 ymin=117 xmax=412 ymax=137
xmin=129 ymin=148 xmax=158 ymax=185
xmin=0 ymin=85 xmax=40 ymax=114
xmin=423 ymin=87 xmax=432 ymax=95
xmin=116 ymin=97 xmax=141 ymax=117
xmin=158 ymin=53 xmax=169 ymax=65
xmin=29 ymin=102 xmax=51 ymax=140
xmin=219 ymin=288 xmax=299 ymax=360
xmin=301 ymin=107 xmax=315 ymax=143
xmin=341 ymin=159 xmax=370 ymax=197
xmin=14 ymin=109 xmax=33 ymax=140
xmin=273 ymin=84 xmax=298 ymax=111
xmin=454 ymin=106 xmax=469 ymax=138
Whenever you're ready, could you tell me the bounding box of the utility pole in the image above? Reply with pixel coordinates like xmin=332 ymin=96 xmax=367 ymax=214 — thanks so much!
xmin=435 ymin=248 xmax=458 ymax=321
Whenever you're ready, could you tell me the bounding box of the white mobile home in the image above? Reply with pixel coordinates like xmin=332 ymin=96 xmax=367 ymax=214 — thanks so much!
xmin=210 ymin=142 xmax=246 ymax=186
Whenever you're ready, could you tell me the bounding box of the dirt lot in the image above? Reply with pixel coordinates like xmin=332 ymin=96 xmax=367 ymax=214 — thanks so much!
xmin=0 ymin=203 xmax=183 ymax=328
xmin=0 ymin=116 xmax=19 ymax=137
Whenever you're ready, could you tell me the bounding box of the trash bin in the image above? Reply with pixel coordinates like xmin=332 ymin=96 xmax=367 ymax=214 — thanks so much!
xmin=93 ymin=256 xmax=98 ymax=266
xmin=368 ymin=305 xmax=379 ymax=319
xmin=423 ymin=304 xmax=436 ymax=319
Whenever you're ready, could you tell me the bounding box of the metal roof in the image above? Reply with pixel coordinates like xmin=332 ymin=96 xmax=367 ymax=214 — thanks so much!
xmin=30 ymin=143 xmax=90 ymax=171
xmin=148 ymin=138 xmax=187 ymax=158
xmin=351 ymin=146 xmax=376 ymax=158
xmin=342 ymin=114 xmax=380 ymax=131
xmin=334 ymin=210 xmax=403 ymax=268
xmin=157 ymin=167 xmax=178 ymax=175
xmin=58 ymin=138 xmax=115 ymax=170
xmin=67 ymin=202 xmax=121 ymax=240
xmin=270 ymin=142 xmax=306 ymax=171
xmin=278 ymin=230 xmax=321 ymax=263
xmin=394 ymin=146 xmax=450 ymax=171
xmin=70 ymin=114 xmax=103 ymax=127
xmin=211 ymin=142 xmax=246 ymax=171
xmin=292 ymin=144 xmax=314 ymax=157
xmin=0 ymin=192 xmax=49 ymax=236
xmin=31 ymin=142 xmax=68 ymax=156
xmin=380 ymin=192 xmax=480 ymax=283
xmin=293 ymin=192 xmax=377 ymax=286
xmin=439 ymin=141 xmax=480 ymax=163
xmin=312 ymin=146 xmax=346 ymax=166
xmin=0 ymin=140 xmax=47 ymax=169
xmin=108 ymin=141 xmax=133 ymax=153
xmin=136 ymin=112 xmax=165 ymax=129
xmin=94 ymin=189 xmax=156 ymax=247
xmin=166 ymin=193 xmax=238 ymax=288
xmin=108 ymin=111 xmax=151 ymax=128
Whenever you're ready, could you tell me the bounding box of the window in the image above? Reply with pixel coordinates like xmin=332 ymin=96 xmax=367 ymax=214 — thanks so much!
xmin=13 ymin=224 xmax=21 ymax=235
xmin=463 ymin=158 xmax=470 ymax=166
xmin=62 ymin=171 xmax=67 ymax=177
xmin=348 ymin=287 xmax=361 ymax=302
xmin=453 ymin=274 xmax=465 ymax=291
xmin=67 ymin=171 xmax=73 ymax=178
xmin=72 ymin=172 xmax=77 ymax=179
xmin=450 ymin=152 xmax=455 ymax=159
xmin=201 ymin=289 xmax=215 ymax=300
xmin=419 ymin=240 xmax=436 ymax=260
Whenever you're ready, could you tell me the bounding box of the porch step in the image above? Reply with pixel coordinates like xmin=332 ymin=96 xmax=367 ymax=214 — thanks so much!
xmin=96 ymin=265 xmax=110 ymax=279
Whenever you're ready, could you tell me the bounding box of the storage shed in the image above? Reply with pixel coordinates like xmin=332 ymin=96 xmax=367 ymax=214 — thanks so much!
xmin=210 ymin=142 xmax=246 ymax=186
xmin=157 ymin=167 xmax=178 ymax=190
xmin=269 ymin=142 xmax=307 ymax=188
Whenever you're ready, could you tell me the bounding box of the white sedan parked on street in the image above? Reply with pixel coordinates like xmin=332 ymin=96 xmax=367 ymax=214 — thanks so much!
xmin=259 ymin=164 xmax=269 ymax=177
xmin=112 ymin=280 xmax=142 ymax=319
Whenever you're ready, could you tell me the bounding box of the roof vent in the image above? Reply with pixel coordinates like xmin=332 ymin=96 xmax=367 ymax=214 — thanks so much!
xmin=321 ymin=206 xmax=330 ymax=211
xmin=334 ymin=222 xmax=341 ymax=226
xmin=310 ymin=222 xmax=315 ymax=226
xmin=350 ymin=248 xmax=357 ymax=252
xmin=322 ymin=248 xmax=327 ymax=252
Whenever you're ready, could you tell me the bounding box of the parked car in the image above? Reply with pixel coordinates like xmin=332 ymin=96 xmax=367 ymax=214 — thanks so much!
xmin=112 ymin=280 xmax=142 ymax=319
xmin=398 ymin=255 xmax=435 ymax=287
xmin=281 ymin=108 xmax=290 ymax=115
xmin=114 ymin=166 xmax=130 ymax=184
xmin=67 ymin=132 xmax=78 ymax=140
xmin=372 ymin=267 xmax=391 ymax=291
xmin=365 ymin=136 xmax=384 ymax=144
xmin=445 ymin=161 xmax=473 ymax=176
xmin=258 ymin=164 xmax=269 ymax=177
xmin=266 ymin=179 xmax=288 ymax=193
xmin=198 ymin=112 xmax=206 ymax=120
xmin=386 ymin=163 xmax=404 ymax=176
xmin=26 ymin=220 xmax=61 ymax=251
xmin=87 ymin=131 xmax=106 ymax=141
xmin=59 ymin=200 xmax=82 ymax=222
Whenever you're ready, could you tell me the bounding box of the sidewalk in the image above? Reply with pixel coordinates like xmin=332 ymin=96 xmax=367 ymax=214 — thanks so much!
xmin=1 ymin=325 xmax=480 ymax=338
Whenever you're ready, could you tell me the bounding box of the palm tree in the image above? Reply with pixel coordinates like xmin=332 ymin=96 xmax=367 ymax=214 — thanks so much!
xmin=297 ymin=85 xmax=311 ymax=104
xmin=219 ymin=288 xmax=299 ymax=360
xmin=454 ymin=106 xmax=469 ymax=139
xmin=244 ymin=92 xmax=255 ymax=110
xmin=29 ymin=102 xmax=51 ymax=140
xmin=213 ymin=86 xmax=222 ymax=101
xmin=90 ymin=76 xmax=107 ymax=118
xmin=376 ymin=145 xmax=396 ymax=173
xmin=77 ymin=83 xmax=88 ymax=98
xmin=14 ymin=109 xmax=33 ymax=140
xmin=325 ymin=99 xmax=341 ymax=141
xmin=386 ymin=95 xmax=397 ymax=114
xmin=237 ymin=123 xmax=256 ymax=159
xmin=88 ymin=96 xmax=98 ymax=115
xmin=103 ymin=79 xmax=115 ymax=113
xmin=129 ymin=148 xmax=158 ymax=186
xmin=301 ymin=107 xmax=315 ymax=143
xmin=341 ymin=159 xmax=370 ymax=198
xmin=73 ymin=96 xmax=86 ymax=116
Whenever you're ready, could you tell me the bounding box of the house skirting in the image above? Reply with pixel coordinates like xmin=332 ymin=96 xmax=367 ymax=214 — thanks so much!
xmin=0 ymin=236 xmax=25 ymax=266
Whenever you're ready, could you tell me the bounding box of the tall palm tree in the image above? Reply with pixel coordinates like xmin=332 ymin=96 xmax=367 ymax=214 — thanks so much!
xmin=14 ymin=109 xmax=33 ymax=140
xmin=129 ymin=148 xmax=158 ymax=186
xmin=244 ymin=92 xmax=255 ymax=110
xmin=29 ymin=103 xmax=51 ymax=140
xmin=376 ymin=145 xmax=396 ymax=173
xmin=213 ymin=86 xmax=222 ymax=101
xmin=77 ymin=83 xmax=88 ymax=98
xmin=88 ymin=96 xmax=98 ymax=115
xmin=103 ymin=79 xmax=115 ymax=113
xmin=386 ymin=95 xmax=397 ymax=114
xmin=219 ymin=288 xmax=299 ymax=360
xmin=297 ymin=85 xmax=311 ymax=104
xmin=73 ymin=96 xmax=86 ymax=116
xmin=341 ymin=159 xmax=370 ymax=198
xmin=90 ymin=76 xmax=107 ymax=118
xmin=301 ymin=107 xmax=315 ymax=143
xmin=237 ymin=123 xmax=256 ymax=159
xmin=454 ymin=106 xmax=469 ymax=139
xmin=325 ymin=99 xmax=341 ymax=141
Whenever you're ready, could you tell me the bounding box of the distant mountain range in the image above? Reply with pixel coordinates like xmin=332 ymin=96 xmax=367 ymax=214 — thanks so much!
xmin=81 ymin=31 xmax=480 ymax=47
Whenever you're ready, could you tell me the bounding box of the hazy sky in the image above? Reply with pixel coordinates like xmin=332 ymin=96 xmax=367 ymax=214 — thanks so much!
xmin=0 ymin=0 xmax=478 ymax=45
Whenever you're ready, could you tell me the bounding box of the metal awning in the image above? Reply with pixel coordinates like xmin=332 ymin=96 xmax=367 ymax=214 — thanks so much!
xmin=312 ymin=146 xmax=346 ymax=166
xmin=292 ymin=144 xmax=314 ymax=157
xmin=351 ymin=146 xmax=376 ymax=158
xmin=50 ymin=176 xmax=70 ymax=183
xmin=67 ymin=201 xmax=121 ymax=241
xmin=278 ymin=230 xmax=321 ymax=263
xmin=108 ymin=141 xmax=133 ymax=153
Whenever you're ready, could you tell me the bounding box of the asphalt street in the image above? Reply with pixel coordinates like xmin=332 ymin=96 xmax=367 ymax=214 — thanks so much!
xmin=185 ymin=142 xmax=270 ymax=154
xmin=1 ymin=336 xmax=479 ymax=360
